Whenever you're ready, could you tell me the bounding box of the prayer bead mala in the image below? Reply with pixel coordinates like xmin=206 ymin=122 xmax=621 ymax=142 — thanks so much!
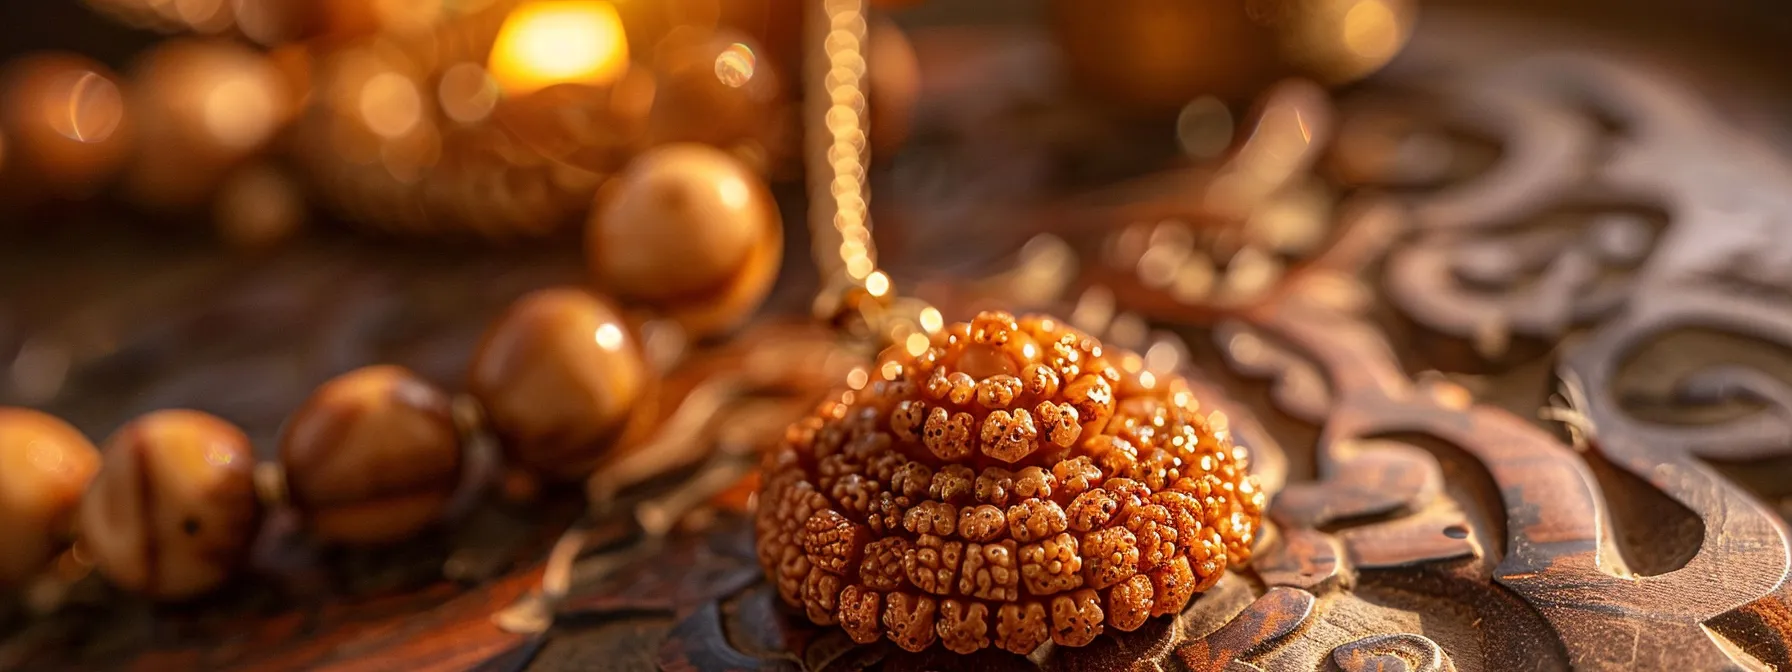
xmin=0 ymin=142 xmax=781 ymax=602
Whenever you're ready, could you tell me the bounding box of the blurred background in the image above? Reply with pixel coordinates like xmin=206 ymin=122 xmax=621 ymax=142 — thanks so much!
xmin=0 ymin=0 xmax=1790 ymax=483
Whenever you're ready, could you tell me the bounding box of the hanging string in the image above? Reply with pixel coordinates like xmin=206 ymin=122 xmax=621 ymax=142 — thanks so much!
xmin=804 ymin=0 xmax=892 ymax=325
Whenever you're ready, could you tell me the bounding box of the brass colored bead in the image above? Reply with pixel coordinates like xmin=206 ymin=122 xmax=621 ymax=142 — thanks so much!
xmin=0 ymin=409 xmax=100 ymax=587
xmin=78 ymin=410 xmax=260 ymax=600
xmin=468 ymin=288 xmax=650 ymax=481
xmin=280 ymin=365 xmax=461 ymax=545
xmin=588 ymin=144 xmax=782 ymax=337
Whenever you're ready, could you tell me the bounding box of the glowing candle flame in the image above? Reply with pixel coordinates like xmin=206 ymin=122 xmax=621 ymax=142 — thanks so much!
xmin=487 ymin=0 xmax=629 ymax=96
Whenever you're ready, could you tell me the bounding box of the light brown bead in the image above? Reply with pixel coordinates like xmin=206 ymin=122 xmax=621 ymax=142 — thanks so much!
xmin=468 ymin=288 xmax=649 ymax=481
xmin=280 ymin=365 xmax=461 ymax=545
xmin=0 ymin=409 xmax=100 ymax=587
xmin=588 ymin=143 xmax=782 ymax=337
xmin=122 ymin=39 xmax=293 ymax=212
xmin=78 ymin=410 xmax=260 ymax=600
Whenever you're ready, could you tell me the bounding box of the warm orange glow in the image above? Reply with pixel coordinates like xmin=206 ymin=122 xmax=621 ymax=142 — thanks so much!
xmin=359 ymin=71 xmax=422 ymax=138
xmin=1342 ymin=0 xmax=1401 ymax=62
xmin=437 ymin=62 xmax=499 ymax=123
xmin=42 ymin=70 xmax=123 ymax=143
xmin=713 ymin=43 xmax=757 ymax=89
xmin=487 ymin=1 xmax=628 ymax=96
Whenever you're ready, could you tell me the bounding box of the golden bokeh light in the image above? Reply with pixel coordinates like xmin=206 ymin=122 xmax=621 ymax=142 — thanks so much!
xmin=1283 ymin=0 xmax=1414 ymax=84
xmin=487 ymin=1 xmax=629 ymax=96
xmin=437 ymin=62 xmax=499 ymax=124
xmin=1342 ymin=0 xmax=1402 ymax=62
xmin=712 ymin=42 xmax=756 ymax=88
xmin=0 ymin=54 xmax=132 ymax=198
xmin=359 ymin=71 xmax=423 ymax=139
xmin=202 ymin=74 xmax=279 ymax=150
xmin=215 ymin=163 xmax=304 ymax=250
xmin=42 ymin=71 xmax=124 ymax=144
xmin=374 ymin=0 xmax=444 ymax=33
xmin=1175 ymin=95 xmax=1233 ymax=159
xmin=124 ymin=39 xmax=292 ymax=211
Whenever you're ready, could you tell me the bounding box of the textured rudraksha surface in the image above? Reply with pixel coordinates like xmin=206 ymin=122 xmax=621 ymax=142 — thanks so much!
xmin=753 ymin=312 xmax=1263 ymax=653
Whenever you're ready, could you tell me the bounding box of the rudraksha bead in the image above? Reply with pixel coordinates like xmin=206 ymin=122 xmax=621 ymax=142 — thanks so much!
xmin=754 ymin=311 xmax=1264 ymax=653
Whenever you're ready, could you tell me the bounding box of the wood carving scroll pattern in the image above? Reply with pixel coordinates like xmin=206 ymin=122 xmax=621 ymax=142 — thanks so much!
xmin=1215 ymin=258 xmax=1792 ymax=669
xmin=1557 ymin=286 xmax=1792 ymax=669
xmin=1176 ymin=587 xmax=1315 ymax=672
xmin=1113 ymin=57 xmax=1792 ymax=670
xmin=1329 ymin=633 xmax=1453 ymax=672
xmin=1380 ymin=54 xmax=1792 ymax=668
xmin=1347 ymin=60 xmax=1672 ymax=354
xmin=1254 ymin=439 xmax=1478 ymax=591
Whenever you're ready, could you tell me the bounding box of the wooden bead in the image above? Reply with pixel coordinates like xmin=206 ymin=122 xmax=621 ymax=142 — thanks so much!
xmin=468 ymin=288 xmax=650 ymax=481
xmin=0 ymin=409 xmax=100 ymax=587
xmin=78 ymin=410 xmax=260 ymax=600
xmin=280 ymin=366 xmax=461 ymax=545
xmin=123 ymin=39 xmax=293 ymax=212
xmin=588 ymin=143 xmax=782 ymax=337
xmin=867 ymin=16 xmax=919 ymax=156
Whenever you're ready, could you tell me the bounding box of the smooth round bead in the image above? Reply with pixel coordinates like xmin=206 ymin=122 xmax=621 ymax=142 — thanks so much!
xmin=468 ymin=289 xmax=650 ymax=481
xmin=0 ymin=409 xmax=100 ymax=587
xmin=122 ymin=39 xmax=293 ymax=212
xmin=588 ymin=143 xmax=782 ymax=337
xmin=0 ymin=54 xmax=131 ymax=203
xmin=280 ymin=366 xmax=461 ymax=545
xmin=78 ymin=410 xmax=260 ymax=600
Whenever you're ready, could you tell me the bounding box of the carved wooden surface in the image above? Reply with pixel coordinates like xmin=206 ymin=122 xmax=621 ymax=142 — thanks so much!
xmin=6 ymin=7 xmax=1792 ymax=672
